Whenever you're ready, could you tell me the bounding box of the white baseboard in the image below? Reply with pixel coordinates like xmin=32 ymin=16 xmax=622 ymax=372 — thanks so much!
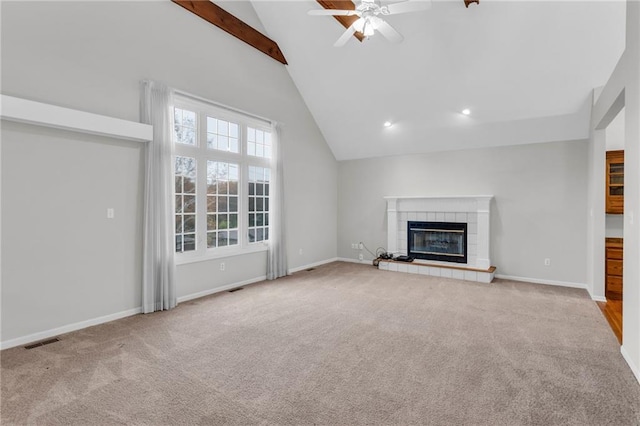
xmin=337 ymin=257 xmax=370 ymax=265
xmin=621 ymin=345 xmax=640 ymax=385
xmin=289 ymin=257 xmax=339 ymax=274
xmin=590 ymin=294 xmax=607 ymax=302
xmin=0 ymin=307 xmax=143 ymax=350
xmin=494 ymin=274 xmax=587 ymax=290
xmin=177 ymin=275 xmax=267 ymax=303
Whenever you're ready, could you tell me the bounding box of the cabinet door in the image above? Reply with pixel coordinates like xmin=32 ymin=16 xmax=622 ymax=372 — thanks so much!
xmin=606 ymin=150 xmax=624 ymax=214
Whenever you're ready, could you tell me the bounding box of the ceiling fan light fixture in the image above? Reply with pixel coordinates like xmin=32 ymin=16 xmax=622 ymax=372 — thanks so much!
xmin=384 ymin=121 xmax=393 ymax=128
xmin=462 ymin=109 xmax=471 ymax=115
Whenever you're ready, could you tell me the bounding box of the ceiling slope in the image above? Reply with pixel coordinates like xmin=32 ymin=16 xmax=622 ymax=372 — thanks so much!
xmin=251 ymin=0 xmax=626 ymax=160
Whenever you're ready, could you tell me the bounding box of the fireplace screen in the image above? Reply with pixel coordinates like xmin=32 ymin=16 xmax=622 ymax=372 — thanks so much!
xmin=408 ymin=221 xmax=467 ymax=263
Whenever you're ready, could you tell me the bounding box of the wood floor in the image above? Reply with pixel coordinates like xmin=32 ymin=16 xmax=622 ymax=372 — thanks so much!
xmin=597 ymin=298 xmax=622 ymax=344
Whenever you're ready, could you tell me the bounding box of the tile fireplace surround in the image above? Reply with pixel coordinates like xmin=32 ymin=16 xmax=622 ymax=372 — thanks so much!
xmin=382 ymin=196 xmax=495 ymax=283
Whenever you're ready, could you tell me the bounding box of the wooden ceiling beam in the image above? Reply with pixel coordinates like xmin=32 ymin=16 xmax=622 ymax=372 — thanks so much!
xmin=171 ymin=0 xmax=287 ymax=65
xmin=316 ymin=0 xmax=365 ymax=42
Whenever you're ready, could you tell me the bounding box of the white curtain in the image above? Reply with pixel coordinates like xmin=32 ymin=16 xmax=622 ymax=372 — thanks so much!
xmin=140 ymin=80 xmax=177 ymax=313
xmin=267 ymin=122 xmax=288 ymax=280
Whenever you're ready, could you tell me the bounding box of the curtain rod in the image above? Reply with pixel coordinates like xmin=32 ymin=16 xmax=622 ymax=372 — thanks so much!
xmin=174 ymin=88 xmax=275 ymax=126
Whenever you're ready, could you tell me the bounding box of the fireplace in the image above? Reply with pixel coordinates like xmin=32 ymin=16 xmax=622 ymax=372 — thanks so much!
xmin=408 ymin=221 xmax=467 ymax=263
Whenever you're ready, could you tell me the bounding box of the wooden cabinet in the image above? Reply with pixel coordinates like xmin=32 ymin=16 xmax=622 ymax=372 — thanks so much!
xmin=605 ymin=238 xmax=623 ymax=300
xmin=606 ymin=150 xmax=624 ymax=214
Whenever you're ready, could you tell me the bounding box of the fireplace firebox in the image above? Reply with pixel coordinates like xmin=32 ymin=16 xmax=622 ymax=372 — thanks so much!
xmin=407 ymin=221 xmax=467 ymax=264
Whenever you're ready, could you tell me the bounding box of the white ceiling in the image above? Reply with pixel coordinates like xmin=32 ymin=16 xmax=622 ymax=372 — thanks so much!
xmin=250 ymin=1 xmax=626 ymax=160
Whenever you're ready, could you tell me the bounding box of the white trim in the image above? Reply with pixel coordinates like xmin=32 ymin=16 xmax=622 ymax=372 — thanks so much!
xmin=175 ymin=89 xmax=272 ymax=126
xmin=621 ymin=345 xmax=640 ymax=385
xmin=176 ymin=245 xmax=268 ymax=266
xmin=590 ymin=294 xmax=607 ymax=302
xmin=177 ymin=275 xmax=267 ymax=303
xmin=0 ymin=94 xmax=152 ymax=142
xmin=336 ymin=257 xmax=371 ymax=265
xmin=289 ymin=257 xmax=340 ymax=273
xmin=0 ymin=307 xmax=142 ymax=350
xmin=495 ymin=274 xmax=587 ymax=290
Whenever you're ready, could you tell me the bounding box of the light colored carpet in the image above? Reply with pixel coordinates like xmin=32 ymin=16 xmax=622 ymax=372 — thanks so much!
xmin=2 ymin=261 xmax=639 ymax=425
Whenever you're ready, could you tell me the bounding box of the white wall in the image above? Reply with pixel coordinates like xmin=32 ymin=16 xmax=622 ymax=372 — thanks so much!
xmin=589 ymin=0 xmax=640 ymax=383
xmin=338 ymin=140 xmax=588 ymax=285
xmin=0 ymin=1 xmax=337 ymax=346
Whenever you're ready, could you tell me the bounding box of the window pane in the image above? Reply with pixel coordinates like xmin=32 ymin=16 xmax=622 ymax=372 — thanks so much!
xmin=249 ymin=183 xmax=255 ymax=196
xmin=257 ymin=228 xmax=264 ymax=242
xmin=207 ymin=232 xmax=216 ymax=248
xmin=247 ymin=127 xmax=272 ymax=158
xmin=175 ymin=195 xmax=183 ymax=213
xmin=257 ymin=213 xmax=264 ymax=226
xmin=249 ymin=197 xmax=255 ymax=212
xmin=229 ymin=214 xmax=238 ymax=229
xmin=229 ymin=181 xmax=238 ymax=196
xmin=175 ymin=235 xmax=183 ymax=252
xmin=249 ymin=214 xmax=255 ymax=227
xmin=248 ymin=127 xmax=255 ymax=142
xmin=184 ymin=196 xmax=196 ymax=213
xmin=207 ymin=196 xmax=217 ymax=213
xmin=218 ymin=231 xmax=228 ymax=247
xmin=257 ymin=198 xmax=264 ymax=212
xmin=229 ymin=230 xmax=238 ymax=246
xmin=218 ymin=120 xmax=228 ymax=136
xmin=264 ymin=227 xmax=269 ymax=241
xmin=256 ymin=183 xmax=264 ymax=196
xmin=207 ymin=214 xmax=217 ymax=230
xmin=175 ymin=176 xmax=183 ymax=194
xmin=174 ymin=108 xmax=197 ymax=146
xmin=249 ymin=230 xmax=255 ymax=243
xmin=218 ymin=196 xmax=228 ymax=212
xmin=229 ymin=196 xmax=238 ymax=213
xmin=230 ymin=138 xmax=239 ymax=154
xmin=230 ymin=123 xmax=239 ymax=138
xmin=265 ymin=213 xmax=269 ymax=226
xmin=184 ymin=215 xmax=196 ymax=233
xmin=175 ymin=216 xmax=182 ymax=233
xmin=184 ymin=234 xmax=196 ymax=251
xmin=218 ymin=136 xmax=229 ymax=151
xmin=218 ymin=214 xmax=228 ymax=230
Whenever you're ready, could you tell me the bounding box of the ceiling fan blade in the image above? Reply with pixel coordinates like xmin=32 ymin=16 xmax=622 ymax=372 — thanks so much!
xmin=334 ymin=23 xmax=358 ymax=47
xmin=386 ymin=0 xmax=431 ymax=15
xmin=308 ymin=9 xmax=357 ymax=16
xmin=375 ymin=19 xmax=404 ymax=43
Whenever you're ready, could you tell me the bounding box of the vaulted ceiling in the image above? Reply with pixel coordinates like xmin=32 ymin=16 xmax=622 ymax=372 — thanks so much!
xmin=249 ymin=1 xmax=625 ymax=161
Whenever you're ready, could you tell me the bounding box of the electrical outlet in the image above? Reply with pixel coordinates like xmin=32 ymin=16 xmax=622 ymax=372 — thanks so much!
xmin=220 ymin=262 xmax=225 ymax=271
xmin=358 ymin=254 xmax=364 ymax=261
xmin=544 ymin=258 xmax=551 ymax=266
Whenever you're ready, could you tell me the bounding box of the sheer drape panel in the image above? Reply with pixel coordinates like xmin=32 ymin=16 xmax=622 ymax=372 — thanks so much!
xmin=140 ymin=80 xmax=177 ymax=313
xmin=267 ymin=123 xmax=288 ymax=280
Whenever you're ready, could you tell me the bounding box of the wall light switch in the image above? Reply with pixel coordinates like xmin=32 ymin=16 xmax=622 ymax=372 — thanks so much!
xmin=107 ymin=208 xmax=115 ymax=219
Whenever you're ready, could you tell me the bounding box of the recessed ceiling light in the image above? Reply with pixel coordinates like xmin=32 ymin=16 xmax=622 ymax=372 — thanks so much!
xmin=462 ymin=109 xmax=471 ymax=116
xmin=384 ymin=121 xmax=392 ymax=128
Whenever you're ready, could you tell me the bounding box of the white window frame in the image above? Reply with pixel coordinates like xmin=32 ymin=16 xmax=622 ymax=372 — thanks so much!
xmin=173 ymin=96 xmax=272 ymax=265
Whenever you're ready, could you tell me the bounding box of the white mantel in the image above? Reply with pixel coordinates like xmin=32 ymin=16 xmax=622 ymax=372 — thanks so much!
xmin=385 ymin=195 xmax=494 ymax=270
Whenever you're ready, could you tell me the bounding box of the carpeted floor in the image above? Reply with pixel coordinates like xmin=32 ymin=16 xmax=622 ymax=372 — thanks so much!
xmin=2 ymin=261 xmax=639 ymax=425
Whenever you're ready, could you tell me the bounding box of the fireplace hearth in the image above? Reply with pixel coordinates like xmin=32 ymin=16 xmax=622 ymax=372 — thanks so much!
xmin=408 ymin=221 xmax=467 ymax=263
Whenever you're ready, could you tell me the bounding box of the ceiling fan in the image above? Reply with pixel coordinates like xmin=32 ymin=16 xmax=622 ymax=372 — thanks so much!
xmin=308 ymin=0 xmax=431 ymax=47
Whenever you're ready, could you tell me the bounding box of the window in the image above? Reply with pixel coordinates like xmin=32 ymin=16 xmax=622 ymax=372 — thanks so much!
xmin=172 ymin=97 xmax=273 ymax=262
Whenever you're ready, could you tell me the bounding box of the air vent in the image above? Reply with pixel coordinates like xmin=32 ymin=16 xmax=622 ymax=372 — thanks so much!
xmin=228 ymin=287 xmax=244 ymax=293
xmin=25 ymin=337 xmax=60 ymax=349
